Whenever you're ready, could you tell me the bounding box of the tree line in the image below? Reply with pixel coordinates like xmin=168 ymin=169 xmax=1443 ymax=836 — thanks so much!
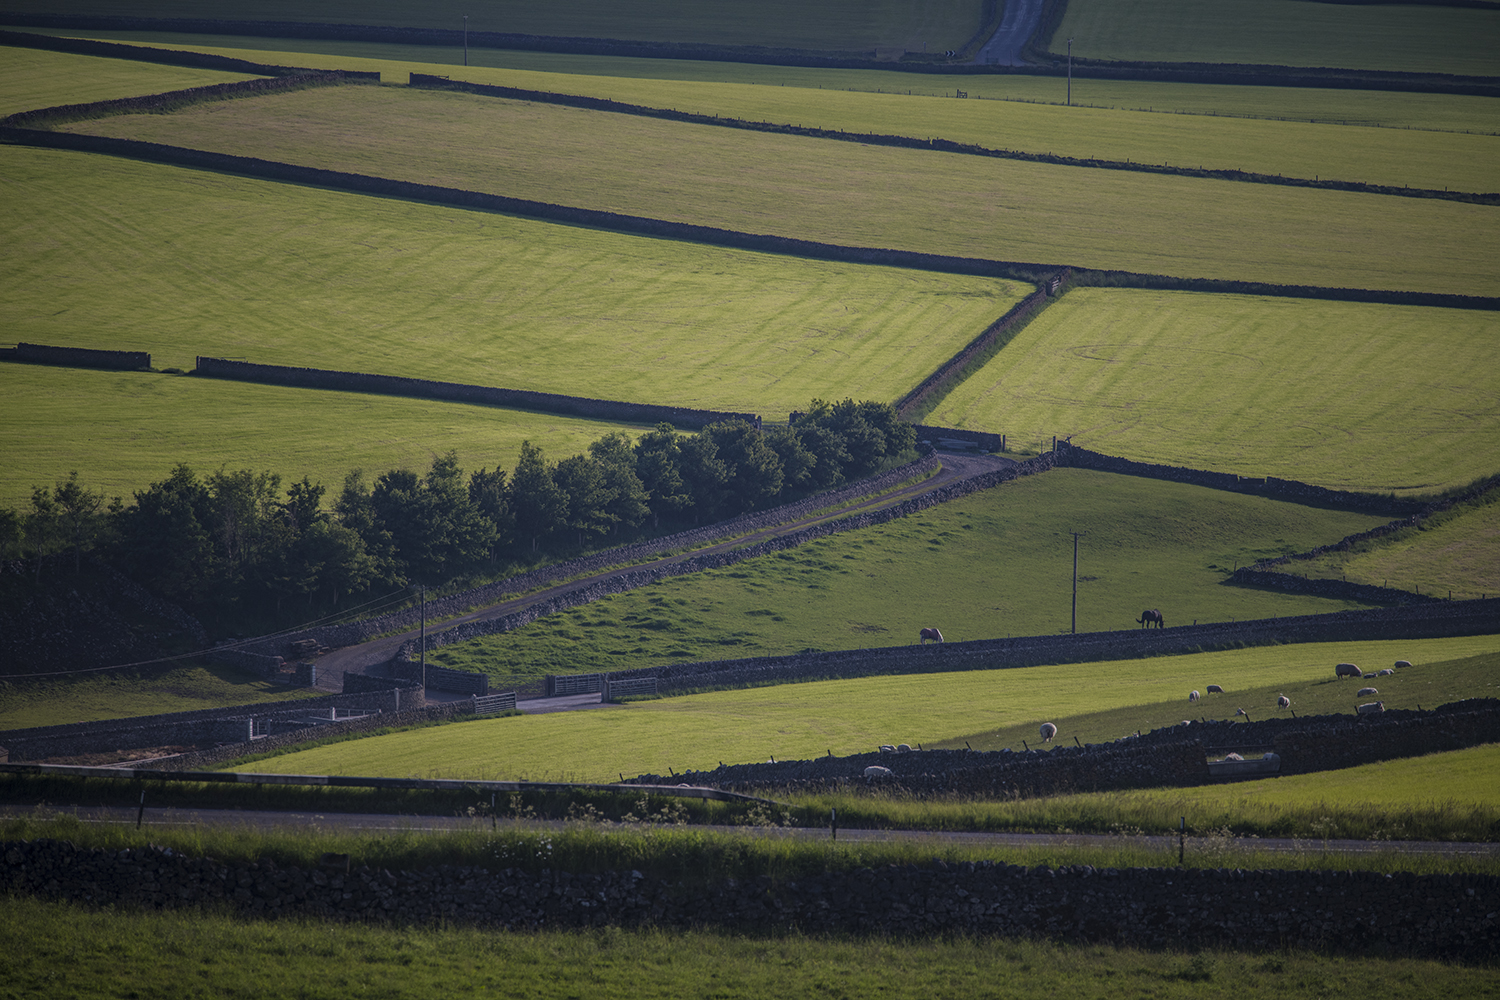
xmin=1 ymin=400 xmax=914 ymax=628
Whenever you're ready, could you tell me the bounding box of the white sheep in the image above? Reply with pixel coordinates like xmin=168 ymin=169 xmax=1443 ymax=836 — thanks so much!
xmin=1235 ymin=708 xmax=1249 ymax=720
xmin=1180 ymin=720 xmax=1192 ymax=727
xmin=864 ymin=765 xmax=893 ymax=778
xmin=1357 ymin=686 xmax=1378 ymax=697
xmin=1039 ymin=722 xmax=1058 ymax=743
xmin=1394 ymin=660 xmax=1412 ymax=669
xmin=1277 ymin=694 xmax=1291 ymax=709
xmin=1224 ymin=752 xmax=1244 ymax=761
xmin=1377 ymin=668 xmax=1395 ymax=677
xmin=1206 ymin=684 xmax=1224 ymax=694
xmin=1334 ymin=662 xmax=1362 ymax=679
xmin=878 ymin=745 xmax=896 ymax=753
xmin=1357 ymin=701 xmax=1385 ymax=714
xmin=896 ymin=743 xmax=912 ymax=753
xmin=1189 ymin=690 xmax=1200 ymax=702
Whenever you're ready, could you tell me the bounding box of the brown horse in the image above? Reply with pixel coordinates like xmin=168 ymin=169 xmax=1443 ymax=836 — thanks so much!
xmin=1137 ymin=609 xmax=1164 ymax=629
xmin=919 ymin=627 xmax=944 ymax=644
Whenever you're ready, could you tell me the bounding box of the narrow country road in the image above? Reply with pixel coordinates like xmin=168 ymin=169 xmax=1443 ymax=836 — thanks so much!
xmin=974 ymin=0 xmax=1047 ymax=66
xmin=311 ymin=451 xmax=1015 ymax=692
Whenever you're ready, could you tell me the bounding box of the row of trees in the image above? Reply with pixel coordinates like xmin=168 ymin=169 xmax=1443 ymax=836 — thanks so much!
xmin=2 ymin=400 xmax=915 ymax=628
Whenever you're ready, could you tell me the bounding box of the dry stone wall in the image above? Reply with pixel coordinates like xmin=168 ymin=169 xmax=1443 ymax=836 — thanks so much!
xmin=5 ymin=840 xmax=1495 ymax=958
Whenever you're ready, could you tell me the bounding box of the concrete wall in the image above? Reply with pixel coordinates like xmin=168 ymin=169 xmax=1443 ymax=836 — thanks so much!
xmin=5 ymin=840 xmax=1495 ymax=959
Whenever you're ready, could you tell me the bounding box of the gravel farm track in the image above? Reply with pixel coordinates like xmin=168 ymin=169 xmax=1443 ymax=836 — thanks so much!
xmin=311 ymin=450 xmax=1015 ymax=694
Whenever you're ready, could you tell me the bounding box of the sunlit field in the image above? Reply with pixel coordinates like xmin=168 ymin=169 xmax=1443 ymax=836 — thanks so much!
xmin=0 ymin=42 xmax=256 ymax=115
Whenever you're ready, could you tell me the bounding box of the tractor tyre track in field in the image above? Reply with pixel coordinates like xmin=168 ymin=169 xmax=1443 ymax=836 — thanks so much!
xmin=311 ymin=450 xmax=1016 ymax=693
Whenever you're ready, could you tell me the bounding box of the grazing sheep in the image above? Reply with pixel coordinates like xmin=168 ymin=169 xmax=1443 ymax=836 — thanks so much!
xmin=1363 ymin=672 xmax=1377 ymax=679
xmin=896 ymin=743 xmax=912 ymax=753
xmin=1377 ymin=668 xmax=1395 ymax=677
xmin=1357 ymin=701 xmax=1385 ymax=715
xmin=878 ymin=745 xmax=896 ymax=753
xmin=1334 ymin=662 xmax=1362 ymax=679
xmin=1394 ymin=660 xmax=1412 ymax=669
xmin=864 ymin=765 xmax=893 ymax=778
xmin=1180 ymin=720 xmax=1192 ymax=727
xmin=1189 ymin=690 xmax=1201 ymax=702
xmin=1278 ymin=694 xmax=1291 ymax=709
xmin=1224 ymin=753 xmax=1244 ymax=761
xmin=1235 ymin=708 xmax=1250 ymax=720
xmin=1206 ymin=684 xmax=1225 ymax=694
xmin=1039 ymin=722 xmax=1058 ymax=742
xmin=1357 ymin=687 xmax=1378 ymax=697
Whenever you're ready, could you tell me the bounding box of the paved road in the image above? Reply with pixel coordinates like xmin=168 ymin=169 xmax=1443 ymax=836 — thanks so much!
xmin=974 ymin=0 xmax=1047 ymax=66
xmin=15 ymin=803 xmax=1498 ymax=858
xmin=312 ymin=451 xmax=1015 ymax=690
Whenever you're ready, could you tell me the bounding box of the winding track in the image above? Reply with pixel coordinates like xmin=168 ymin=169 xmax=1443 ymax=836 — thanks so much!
xmin=312 ymin=451 xmax=1016 ymax=692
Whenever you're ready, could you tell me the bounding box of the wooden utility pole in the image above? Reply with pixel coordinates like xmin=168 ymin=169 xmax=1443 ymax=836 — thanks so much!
xmin=1067 ymin=38 xmax=1073 ymax=106
xmin=1070 ymin=531 xmax=1084 ymax=633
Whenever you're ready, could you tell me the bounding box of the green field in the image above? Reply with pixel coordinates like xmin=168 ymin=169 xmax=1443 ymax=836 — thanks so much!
xmin=0 ymin=144 xmax=1020 ymax=410
xmin=60 ymin=82 xmax=1500 ymax=295
xmin=0 ymin=43 xmax=257 ymax=116
xmin=1267 ymin=489 xmax=1500 ymax=602
xmin=928 ymin=288 xmax=1500 ymax=495
xmin=0 ymin=662 xmax=325 ymax=730
xmin=425 ymin=468 xmax=1390 ymax=680
xmin=0 ymin=0 xmax=986 ymax=52
xmin=7 ymin=896 xmax=1495 ymax=1000
xmin=34 ymin=32 xmax=1500 ymax=135
xmin=237 ymin=636 xmax=1500 ymax=783
xmin=0 ymin=364 xmax=659 ymax=508
xmin=1053 ymin=0 xmax=1500 ymax=77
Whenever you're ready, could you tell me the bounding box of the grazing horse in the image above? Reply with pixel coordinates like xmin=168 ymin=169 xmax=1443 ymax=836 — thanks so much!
xmin=1137 ymin=609 xmax=1164 ymax=629
xmin=919 ymin=627 xmax=944 ymax=644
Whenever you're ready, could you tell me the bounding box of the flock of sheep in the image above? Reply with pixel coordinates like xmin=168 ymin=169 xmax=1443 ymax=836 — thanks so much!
xmin=862 ymin=659 xmax=1415 ymax=779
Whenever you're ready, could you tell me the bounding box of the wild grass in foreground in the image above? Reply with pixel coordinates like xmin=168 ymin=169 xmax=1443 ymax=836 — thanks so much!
xmin=4 ymin=896 xmax=1492 ymax=1000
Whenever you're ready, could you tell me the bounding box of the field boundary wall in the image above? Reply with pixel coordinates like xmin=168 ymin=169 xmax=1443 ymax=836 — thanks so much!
xmin=408 ymin=76 xmax=1497 ymax=206
xmin=5 ymin=15 xmax=1497 ymax=97
xmin=2 ymin=126 xmax=1495 ymax=312
xmin=3 ymin=342 xmax=149 ymax=371
xmin=601 ymin=598 xmax=1500 ymax=694
xmin=232 ymin=452 xmax=942 ymax=660
xmin=0 ymin=27 xmax=334 ymax=77
xmin=192 ymin=357 xmax=757 ymax=431
xmin=4 ymin=839 xmax=1494 ymax=958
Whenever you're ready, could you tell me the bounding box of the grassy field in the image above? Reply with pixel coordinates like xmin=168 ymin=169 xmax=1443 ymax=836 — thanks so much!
xmin=1267 ymin=488 xmax=1500 ymax=602
xmin=32 ymin=32 xmax=1500 ymax=134
xmin=6 ymin=895 xmax=1497 ymax=999
xmin=0 ymin=662 xmax=325 ymax=730
xmin=0 ymin=365 xmax=661 ymax=509
xmin=1053 ymin=0 xmax=1500 ymax=77
xmin=0 ymin=43 xmax=257 ymax=116
xmin=232 ymin=635 xmax=1500 ymax=782
xmin=0 ymin=144 xmax=1021 ymax=410
xmin=425 ymin=468 xmax=1390 ymax=678
xmin=0 ymin=0 xmax=987 ymax=52
xmin=60 ymin=82 xmax=1500 ymax=295
xmin=927 ymin=288 xmax=1500 ymax=496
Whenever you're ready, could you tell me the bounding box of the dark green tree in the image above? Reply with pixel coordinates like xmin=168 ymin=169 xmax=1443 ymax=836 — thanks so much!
xmin=509 ymin=441 xmax=569 ymax=551
xmin=702 ymin=419 xmax=784 ymax=514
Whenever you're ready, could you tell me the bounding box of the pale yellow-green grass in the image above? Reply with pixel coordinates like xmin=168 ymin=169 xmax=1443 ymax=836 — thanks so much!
xmin=0 ymin=43 xmax=257 ymax=116
xmin=430 ymin=469 xmax=1389 ymax=679
xmin=0 ymin=0 xmax=986 ymax=52
xmin=35 ymin=33 xmax=1500 ymax=134
xmin=1271 ymin=494 xmax=1500 ymax=602
xmin=62 ymin=83 xmax=1500 ymax=295
xmin=1054 ymin=0 xmax=1500 ymax=77
xmin=0 ymin=144 xmax=1019 ymax=410
xmin=929 ymin=288 xmax=1500 ymax=496
xmin=232 ymin=635 xmax=1500 ymax=782
xmin=0 ymin=364 xmax=653 ymax=508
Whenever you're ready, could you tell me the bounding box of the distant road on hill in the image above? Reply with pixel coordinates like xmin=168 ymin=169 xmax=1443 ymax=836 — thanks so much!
xmin=974 ymin=0 xmax=1046 ymax=66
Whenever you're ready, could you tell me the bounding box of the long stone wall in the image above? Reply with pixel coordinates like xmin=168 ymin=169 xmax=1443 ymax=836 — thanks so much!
xmin=193 ymin=357 xmax=758 ymax=432
xmin=8 ymin=343 xmax=150 ymax=371
xmin=1274 ymin=699 xmax=1500 ymax=776
xmin=4 ymin=839 xmax=1494 ymax=958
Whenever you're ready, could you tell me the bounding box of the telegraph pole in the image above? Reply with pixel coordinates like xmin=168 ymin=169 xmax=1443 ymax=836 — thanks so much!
xmin=463 ymin=15 xmax=469 ymax=66
xmin=1070 ymin=531 xmax=1083 ymax=633
xmin=1067 ymin=38 xmax=1073 ymax=106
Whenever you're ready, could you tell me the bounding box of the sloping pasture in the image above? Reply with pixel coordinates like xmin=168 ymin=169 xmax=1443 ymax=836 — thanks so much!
xmin=0 ymin=0 xmax=986 ymax=53
xmin=928 ymin=288 xmax=1500 ymax=496
xmin=59 ymin=82 xmax=1500 ymax=294
xmin=232 ymin=635 xmax=1500 ymax=782
xmin=1268 ymin=491 xmax=1500 ymax=602
xmin=0 ymin=144 xmax=1020 ymax=411
xmin=41 ymin=34 xmax=1500 ymax=133
xmin=0 ymin=42 xmax=258 ymax=115
xmin=427 ymin=468 xmax=1390 ymax=678
xmin=0 ymin=365 xmax=653 ymax=508
xmin=1053 ymin=0 xmax=1500 ymax=77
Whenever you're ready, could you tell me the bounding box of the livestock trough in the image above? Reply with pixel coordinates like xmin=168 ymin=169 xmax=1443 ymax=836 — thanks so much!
xmin=1206 ymin=756 xmax=1281 ymax=779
